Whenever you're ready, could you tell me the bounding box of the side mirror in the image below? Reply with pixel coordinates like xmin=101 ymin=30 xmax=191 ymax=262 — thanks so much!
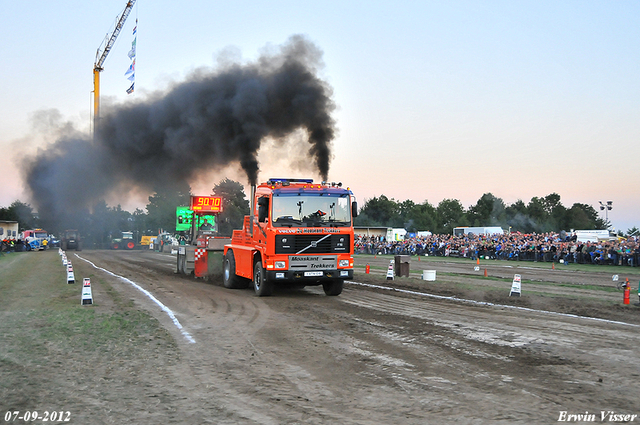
xmin=352 ymin=201 xmax=358 ymax=218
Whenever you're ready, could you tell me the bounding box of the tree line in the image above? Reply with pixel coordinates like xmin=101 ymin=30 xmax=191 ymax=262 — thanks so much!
xmin=3 ymin=185 xmax=635 ymax=243
xmin=354 ymin=192 xmax=630 ymax=235
xmin=0 ymin=179 xmax=249 ymax=248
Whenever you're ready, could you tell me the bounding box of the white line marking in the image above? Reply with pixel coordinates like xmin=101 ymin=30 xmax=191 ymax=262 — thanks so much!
xmin=75 ymin=254 xmax=196 ymax=343
xmin=346 ymin=281 xmax=639 ymax=328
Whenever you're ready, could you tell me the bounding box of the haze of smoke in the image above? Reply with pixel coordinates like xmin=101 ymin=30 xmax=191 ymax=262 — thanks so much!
xmin=23 ymin=35 xmax=336 ymax=227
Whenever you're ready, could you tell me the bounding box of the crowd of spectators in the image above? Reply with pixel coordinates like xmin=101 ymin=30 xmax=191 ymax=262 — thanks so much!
xmin=1 ymin=238 xmax=20 ymax=253
xmin=354 ymin=232 xmax=640 ymax=266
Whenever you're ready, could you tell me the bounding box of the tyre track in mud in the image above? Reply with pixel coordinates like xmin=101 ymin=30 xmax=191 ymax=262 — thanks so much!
xmin=75 ymin=250 xmax=640 ymax=424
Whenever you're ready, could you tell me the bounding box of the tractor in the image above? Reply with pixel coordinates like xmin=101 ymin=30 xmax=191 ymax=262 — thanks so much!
xmin=61 ymin=229 xmax=82 ymax=251
xmin=111 ymin=231 xmax=136 ymax=250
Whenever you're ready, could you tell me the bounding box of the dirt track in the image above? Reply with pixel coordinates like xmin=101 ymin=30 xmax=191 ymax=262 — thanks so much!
xmin=65 ymin=250 xmax=640 ymax=424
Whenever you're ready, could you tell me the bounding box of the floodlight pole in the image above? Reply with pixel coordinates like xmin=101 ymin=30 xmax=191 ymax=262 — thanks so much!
xmin=599 ymin=200 xmax=613 ymax=223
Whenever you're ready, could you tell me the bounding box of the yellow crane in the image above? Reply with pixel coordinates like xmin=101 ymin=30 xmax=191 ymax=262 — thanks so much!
xmin=93 ymin=0 xmax=136 ymax=133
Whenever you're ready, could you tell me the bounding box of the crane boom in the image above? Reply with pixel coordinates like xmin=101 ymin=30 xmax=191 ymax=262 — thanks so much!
xmin=93 ymin=0 xmax=136 ymax=133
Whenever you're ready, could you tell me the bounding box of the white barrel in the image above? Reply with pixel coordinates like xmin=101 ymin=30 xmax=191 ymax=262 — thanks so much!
xmin=422 ymin=270 xmax=436 ymax=281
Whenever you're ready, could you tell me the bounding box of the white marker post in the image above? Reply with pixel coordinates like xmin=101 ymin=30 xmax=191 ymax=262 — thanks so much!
xmin=509 ymin=274 xmax=521 ymax=297
xmin=81 ymin=278 xmax=93 ymax=305
xmin=67 ymin=263 xmax=75 ymax=284
xmin=386 ymin=260 xmax=394 ymax=280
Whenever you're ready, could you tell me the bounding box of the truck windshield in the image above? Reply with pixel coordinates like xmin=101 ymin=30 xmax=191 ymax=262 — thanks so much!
xmin=272 ymin=193 xmax=351 ymax=227
xmin=34 ymin=231 xmax=48 ymax=239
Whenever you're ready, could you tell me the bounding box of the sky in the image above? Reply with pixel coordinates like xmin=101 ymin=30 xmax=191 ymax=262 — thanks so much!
xmin=1 ymin=1 xmax=638 ymax=231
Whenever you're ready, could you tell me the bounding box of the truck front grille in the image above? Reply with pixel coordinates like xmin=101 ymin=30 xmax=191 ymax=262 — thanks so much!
xmin=275 ymin=234 xmax=350 ymax=254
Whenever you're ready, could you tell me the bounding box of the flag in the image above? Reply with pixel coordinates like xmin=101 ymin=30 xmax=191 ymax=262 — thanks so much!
xmin=125 ymin=59 xmax=135 ymax=77
xmin=128 ymin=37 xmax=136 ymax=59
xmin=126 ymin=19 xmax=137 ymax=94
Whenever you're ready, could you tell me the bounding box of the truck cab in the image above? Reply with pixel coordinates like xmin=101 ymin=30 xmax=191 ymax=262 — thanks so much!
xmin=21 ymin=229 xmax=49 ymax=251
xmin=224 ymin=178 xmax=357 ymax=296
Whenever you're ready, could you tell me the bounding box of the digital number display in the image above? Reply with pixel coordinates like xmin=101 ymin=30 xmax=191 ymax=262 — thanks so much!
xmin=190 ymin=196 xmax=223 ymax=212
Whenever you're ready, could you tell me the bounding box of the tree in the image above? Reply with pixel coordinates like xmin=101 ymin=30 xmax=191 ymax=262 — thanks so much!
xmin=467 ymin=193 xmax=505 ymax=227
xmin=436 ymin=199 xmax=466 ymax=234
xmin=626 ymin=227 xmax=640 ymax=237
xmin=565 ymin=203 xmax=603 ymax=230
xmin=146 ymin=183 xmax=192 ymax=233
xmin=87 ymin=200 xmax=113 ymax=248
xmin=211 ymin=178 xmax=249 ymax=236
xmin=505 ymin=199 xmax=536 ymax=233
xmin=3 ymin=201 xmax=38 ymax=231
xmin=358 ymin=195 xmax=398 ymax=227
xmin=405 ymin=201 xmax=437 ymax=233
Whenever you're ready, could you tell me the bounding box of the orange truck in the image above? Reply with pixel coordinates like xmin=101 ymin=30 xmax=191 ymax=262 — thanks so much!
xmin=223 ymin=178 xmax=357 ymax=296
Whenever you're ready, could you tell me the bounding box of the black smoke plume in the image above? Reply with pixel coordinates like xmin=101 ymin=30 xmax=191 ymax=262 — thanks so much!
xmin=23 ymin=35 xmax=336 ymax=228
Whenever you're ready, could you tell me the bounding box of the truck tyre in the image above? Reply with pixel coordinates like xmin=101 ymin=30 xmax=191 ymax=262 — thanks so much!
xmin=323 ymin=279 xmax=344 ymax=296
xmin=126 ymin=241 xmax=135 ymax=250
xmin=111 ymin=242 xmax=119 ymax=250
xmin=253 ymin=261 xmax=272 ymax=297
xmin=223 ymin=251 xmax=247 ymax=289
xmin=76 ymin=241 xmax=82 ymax=252
xmin=61 ymin=240 xmax=67 ymax=251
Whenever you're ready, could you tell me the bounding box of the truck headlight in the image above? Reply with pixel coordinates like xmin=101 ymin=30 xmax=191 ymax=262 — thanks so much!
xmin=339 ymin=259 xmax=350 ymax=267
xmin=275 ymin=261 xmax=286 ymax=269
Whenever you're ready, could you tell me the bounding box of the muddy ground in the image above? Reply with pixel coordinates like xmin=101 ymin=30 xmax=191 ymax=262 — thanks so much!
xmin=6 ymin=250 xmax=640 ymax=424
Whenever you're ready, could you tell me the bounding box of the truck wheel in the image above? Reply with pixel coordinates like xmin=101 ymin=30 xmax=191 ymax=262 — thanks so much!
xmin=76 ymin=242 xmax=82 ymax=252
xmin=223 ymin=251 xmax=247 ymax=289
xmin=126 ymin=241 xmax=135 ymax=250
xmin=61 ymin=241 xmax=67 ymax=251
xmin=253 ymin=261 xmax=272 ymax=296
xmin=323 ymin=279 xmax=344 ymax=296
xmin=111 ymin=242 xmax=119 ymax=250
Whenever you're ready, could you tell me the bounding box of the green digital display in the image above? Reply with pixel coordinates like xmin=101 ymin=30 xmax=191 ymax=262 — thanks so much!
xmin=176 ymin=207 xmax=216 ymax=232
xmin=176 ymin=207 xmax=193 ymax=231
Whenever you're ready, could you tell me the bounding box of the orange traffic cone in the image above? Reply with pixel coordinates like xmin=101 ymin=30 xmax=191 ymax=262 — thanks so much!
xmin=552 ymin=263 xmax=555 ymax=270
xmin=365 ymin=264 xmax=370 ymax=274
xmin=484 ymin=268 xmax=488 ymax=277
xmin=476 ymin=258 xmax=480 ymax=265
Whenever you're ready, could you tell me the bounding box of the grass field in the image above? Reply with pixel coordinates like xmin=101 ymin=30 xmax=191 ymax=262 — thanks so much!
xmin=354 ymin=253 xmax=640 ymax=275
xmin=0 ymin=251 xmax=177 ymax=414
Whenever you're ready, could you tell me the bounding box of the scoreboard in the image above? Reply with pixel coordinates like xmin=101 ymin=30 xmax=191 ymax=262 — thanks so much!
xmin=190 ymin=196 xmax=223 ymax=212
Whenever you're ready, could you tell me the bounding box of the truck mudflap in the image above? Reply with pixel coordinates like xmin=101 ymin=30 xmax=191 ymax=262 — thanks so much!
xmin=266 ymin=269 xmax=353 ymax=282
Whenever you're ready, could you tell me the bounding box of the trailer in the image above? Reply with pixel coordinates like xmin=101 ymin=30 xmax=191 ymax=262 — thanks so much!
xmin=453 ymin=226 xmax=504 ymax=236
